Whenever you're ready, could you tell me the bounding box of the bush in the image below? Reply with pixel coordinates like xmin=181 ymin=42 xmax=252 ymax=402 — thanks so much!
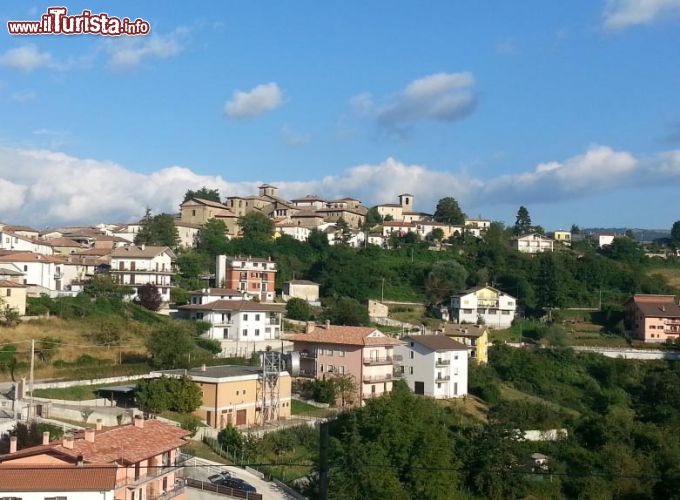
xmin=286 ymin=298 xmax=312 ymax=321
xmin=174 ymin=413 xmax=203 ymax=437
xmin=195 ymin=337 xmax=222 ymax=355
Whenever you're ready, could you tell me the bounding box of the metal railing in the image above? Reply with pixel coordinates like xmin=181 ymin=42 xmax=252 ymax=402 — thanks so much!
xmin=185 ymin=477 xmax=262 ymax=500
xmin=435 ymin=359 xmax=450 ymax=366
xmin=363 ymin=374 xmax=392 ymax=383
xmin=147 ymin=482 xmax=186 ymax=500
xmin=363 ymin=356 xmax=393 ymax=366
xmin=436 ymin=375 xmax=451 ymax=381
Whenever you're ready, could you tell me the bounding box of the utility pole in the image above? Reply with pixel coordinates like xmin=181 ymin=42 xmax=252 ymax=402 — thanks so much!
xmin=381 ymin=278 xmax=385 ymax=303
xmin=319 ymin=422 xmax=330 ymax=500
xmin=28 ymin=339 xmax=35 ymax=421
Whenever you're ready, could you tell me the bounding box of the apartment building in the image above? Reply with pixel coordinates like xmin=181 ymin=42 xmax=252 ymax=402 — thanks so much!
xmin=625 ymin=294 xmax=680 ymax=343
xmin=286 ymin=323 xmax=403 ymax=405
xmin=396 ymin=335 xmax=469 ymax=399
xmin=110 ymin=245 xmax=176 ymax=303
xmin=0 ymin=230 xmax=54 ymax=256
xmin=151 ymin=365 xmax=292 ymax=428
xmin=512 ymin=233 xmax=555 ymax=254
xmin=450 ymin=285 xmax=517 ymax=329
xmin=0 ymin=252 xmax=72 ymax=295
xmin=215 ymin=255 xmax=277 ymax=302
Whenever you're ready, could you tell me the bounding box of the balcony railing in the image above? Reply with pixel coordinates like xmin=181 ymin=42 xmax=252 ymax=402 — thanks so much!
xmin=436 ymin=374 xmax=451 ymax=382
xmin=299 ymin=351 xmax=317 ymax=359
xmin=363 ymin=356 xmax=393 ymax=366
xmin=435 ymin=359 xmax=450 ymax=367
xmin=124 ymin=456 xmax=188 ymax=488
xmin=297 ymin=369 xmax=316 ymax=378
xmin=363 ymin=373 xmax=393 ymax=383
xmin=148 ymin=481 xmax=186 ymax=500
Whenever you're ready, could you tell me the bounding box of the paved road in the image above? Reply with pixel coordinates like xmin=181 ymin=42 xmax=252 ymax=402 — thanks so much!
xmin=182 ymin=455 xmax=292 ymax=500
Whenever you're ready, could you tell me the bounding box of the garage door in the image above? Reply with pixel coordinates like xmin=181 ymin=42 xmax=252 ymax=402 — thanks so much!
xmin=414 ymin=382 xmax=424 ymax=395
xmin=236 ymin=409 xmax=247 ymax=426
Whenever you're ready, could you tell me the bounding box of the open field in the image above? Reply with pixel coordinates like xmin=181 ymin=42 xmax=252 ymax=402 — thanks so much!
xmin=500 ymin=384 xmax=580 ymax=417
xmin=32 ymin=382 xmax=117 ymax=400
xmin=647 ymin=267 xmax=680 ymax=289
xmin=291 ymin=399 xmax=334 ymax=418
xmin=438 ymin=394 xmax=489 ymax=422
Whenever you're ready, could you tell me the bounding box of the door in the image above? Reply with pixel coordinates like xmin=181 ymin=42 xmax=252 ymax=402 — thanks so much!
xmin=414 ymin=382 xmax=425 ymax=395
xmin=236 ymin=409 xmax=247 ymax=426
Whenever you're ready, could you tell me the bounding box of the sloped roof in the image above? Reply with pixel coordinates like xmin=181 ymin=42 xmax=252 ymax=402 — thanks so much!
xmin=188 ymin=288 xmax=243 ymax=296
xmin=179 ymin=300 xmax=284 ymax=312
xmin=110 ymin=246 xmax=175 ymax=259
xmin=442 ymin=324 xmax=488 ymax=338
xmin=0 ymin=279 xmax=26 ymax=288
xmin=405 ymin=335 xmax=468 ymax=351
xmin=0 ymin=465 xmax=118 ymax=492
xmin=285 ymin=325 xmax=403 ymax=346
xmin=287 ymin=280 xmax=319 ymax=286
xmin=635 ymin=301 xmax=680 ymax=318
xmin=0 ymin=252 xmax=66 ymax=264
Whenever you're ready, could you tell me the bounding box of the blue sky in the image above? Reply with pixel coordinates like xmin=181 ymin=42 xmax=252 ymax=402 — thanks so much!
xmin=1 ymin=1 xmax=679 ymax=228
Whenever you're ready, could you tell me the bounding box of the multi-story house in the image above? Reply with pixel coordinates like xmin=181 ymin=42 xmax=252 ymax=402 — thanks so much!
xmin=290 ymin=194 xmax=327 ymax=210
xmin=0 ymin=464 xmax=118 ymax=499
xmin=381 ymin=221 xmax=417 ymax=237
xmin=0 ymin=279 xmax=26 ymax=315
xmin=0 ymin=418 xmax=189 ymax=500
xmin=179 ymin=197 xmax=239 ymax=234
xmin=375 ymin=193 xmax=414 ymax=221
xmin=276 ymin=222 xmax=311 ymax=242
xmin=286 ymin=322 xmax=403 ymax=405
xmin=441 ymin=324 xmax=489 ymax=364
xmin=110 ymin=245 xmax=176 ymax=303
xmin=450 ymin=285 xmax=517 ymax=329
xmin=549 ymin=230 xmax=572 ymax=246
xmin=511 ymin=233 xmax=554 ymax=254
xmin=0 ymin=230 xmax=54 ymax=255
xmin=174 ymin=221 xmax=201 ymax=248
xmin=151 ymin=364 xmax=292 ymax=428
xmin=178 ymin=298 xmax=285 ymax=357
xmin=464 ymin=219 xmax=491 ymax=237
xmin=415 ymin=221 xmax=463 ymax=240
xmin=215 ymin=255 xmax=277 ymax=302
xmin=395 ymin=335 xmax=469 ymax=398
xmin=0 ymin=252 xmax=71 ymax=296
xmin=624 ymin=294 xmax=680 ymax=342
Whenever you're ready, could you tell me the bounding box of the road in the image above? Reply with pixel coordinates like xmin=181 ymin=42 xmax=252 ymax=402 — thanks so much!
xmin=182 ymin=455 xmax=292 ymax=500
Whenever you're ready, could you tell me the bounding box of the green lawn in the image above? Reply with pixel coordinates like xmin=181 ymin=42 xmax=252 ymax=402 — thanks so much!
xmin=32 ymin=383 xmax=118 ymax=401
xmin=291 ymin=399 xmax=333 ymax=418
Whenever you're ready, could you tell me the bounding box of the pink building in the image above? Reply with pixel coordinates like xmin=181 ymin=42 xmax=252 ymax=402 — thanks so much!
xmin=625 ymin=294 xmax=680 ymax=343
xmin=0 ymin=417 xmax=189 ymax=500
xmin=286 ymin=322 xmax=403 ymax=405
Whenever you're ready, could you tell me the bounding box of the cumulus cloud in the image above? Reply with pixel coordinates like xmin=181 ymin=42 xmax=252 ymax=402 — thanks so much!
xmin=224 ymin=83 xmax=284 ymax=119
xmin=0 ymin=145 xmax=678 ymax=226
xmin=105 ymin=28 xmax=189 ymax=70
xmin=352 ymin=72 xmax=477 ymax=136
xmin=603 ymin=0 xmax=680 ymax=29
xmin=0 ymin=44 xmax=54 ymax=71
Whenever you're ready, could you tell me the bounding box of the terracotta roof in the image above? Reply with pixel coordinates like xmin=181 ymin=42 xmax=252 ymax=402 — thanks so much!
xmin=442 ymin=324 xmax=488 ymax=338
xmin=0 ymin=420 xmax=189 ymax=465
xmin=291 ymin=210 xmax=324 ymax=218
xmin=189 ymin=288 xmax=243 ymax=296
xmin=46 ymin=237 xmax=85 ymax=248
xmin=184 ymin=197 xmax=229 ymax=209
xmin=110 ymin=246 xmax=175 ymax=259
xmin=285 ymin=325 xmax=403 ymax=346
xmin=0 ymin=465 xmax=118 ymax=492
xmin=405 ymin=335 xmax=469 ymax=351
xmin=382 ymin=221 xmax=415 ymax=227
xmin=2 ymin=225 xmax=37 ymax=233
xmin=75 ymin=248 xmax=113 ymax=256
xmin=291 ymin=195 xmax=325 ymax=202
xmin=376 ymin=203 xmax=402 ymax=208
xmin=174 ymin=221 xmax=202 ymax=229
xmin=0 ymin=268 xmax=24 ymax=276
xmin=0 ymin=279 xmax=26 ymax=288
xmin=179 ymin=300 xmax=284 ymax=312
xmin=635 ymin=301 xmax=680 ymax=318
xmin=0 ymin=252 xmax=66 ymax=264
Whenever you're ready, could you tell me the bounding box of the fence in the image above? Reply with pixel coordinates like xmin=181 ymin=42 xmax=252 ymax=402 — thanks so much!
xmin=185 ymin=478 xmax=262 ymax=500
xmin=32 ymin=373 xmax=154 ymax=390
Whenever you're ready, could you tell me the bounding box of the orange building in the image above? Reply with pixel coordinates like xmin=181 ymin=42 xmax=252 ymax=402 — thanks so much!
xmin=215 ymin=255 xmax=277 ymax=302
xmin=625 ymin=294 xmax=680 ymax=343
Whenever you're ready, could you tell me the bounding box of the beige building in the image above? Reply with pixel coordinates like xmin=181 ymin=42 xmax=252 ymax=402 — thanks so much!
xmin=179 ymin=197 xmax=239 ymax=235
xmin=0 ymin=280 xmax=26 ymax=315
xmin=151 ymin=365 xmax=292 ymax=428
xmin=625 ymin=294 xmax=680 ymax=343
xmin=174 ymin=220 xmax=201 ymax=248
xmin=282 ymin=280 xmax=320 ymax=304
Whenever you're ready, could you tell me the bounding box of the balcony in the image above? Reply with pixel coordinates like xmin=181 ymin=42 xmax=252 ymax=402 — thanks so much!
xmin=363 ymin=356 xmax=393 ymax=366
xmin=298 ymin=351 xmax=317 ymax=359
xmin=125 ymin=456 xmax=187 ymax=488
xmin=363 ymin=373 xmax=393 ymax=383
xmin=297 ymin=369 xmax=316 ymax=378
xmin=435 ymin=359 xmax=450 ymax=367
xmin=148 ymin=482 xmax=186 ymax=500
xmin=436 ymin=374 xmax=451 ymax=382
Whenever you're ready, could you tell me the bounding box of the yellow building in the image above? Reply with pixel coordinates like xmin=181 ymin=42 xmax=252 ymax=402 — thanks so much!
xmin=551 ymin=230 xmax=572 ymax=245
xmin=442 ymin=324 xmax=489 ymax=364
xmin=151 ymin=365 xmax=292 ymax=429
xmin=179 ymin=197 xmax=239 ymax=235
xmin=0 ymin=280 xmax=26 ymax=316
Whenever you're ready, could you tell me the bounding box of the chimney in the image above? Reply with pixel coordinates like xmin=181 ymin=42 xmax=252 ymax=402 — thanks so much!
xmin=201 ymin=364 xmax=207 ymax=372
xmin=305 ymin=321 xmax=315 ymax=334
xmin=76 ymin=454 xmax=84 ymax=467
xmin=140 ymin=244 xmax=146 ymax=250
xmin=133 ymin=415 xmax=144 ymax=428
xmin=84 ymin=428 xmax=95 ymax=443
xmin=9 ymin=436 xmax=17 ymax=454
xmin=63 ymin=435 xmax=74 ymax=449
xmin=325 ymin=319 xmax=331 ymax=329
xmin=95 ymin=419 xmax=103 ymax=431
xmin=42 ymin=431 xmax=50 ymax=445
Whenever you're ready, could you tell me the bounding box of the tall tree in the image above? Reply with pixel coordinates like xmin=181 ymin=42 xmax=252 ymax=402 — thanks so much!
xmin=238 ymin=212 xmax=274 ymax=241
xmin=365 ymin=207 xmax=384 ymax=227
xmin=424 ymin=260 xmax=468 ymax=304
xmin=671 ymin=220 xmax=680 ymax=244
xmin=433 ymin=197 xmax=466 ymax=225
xmin=135 ymin=283 xmax=162 ymax=311
xmin=183 ymin=187 xmax=221 ymax=203
xmin=323 ymin=297 xmax=370 ymax=326
xmin=146 ymin=323 xmax=195 ymax=369
xmin=196 ymin=218 xmax=229 ymax=256
xmin=335 ymin=218 xmax=352 ymax=244
xmin=571 ymin=224 xmax=581 ymax=235
xmin=135 ymin=209 xmax=179 ymax=247
xmin=514 ymin=206 xmax=532 ymax=235
xmin=534 ymin=253 xmax=565 ymax=310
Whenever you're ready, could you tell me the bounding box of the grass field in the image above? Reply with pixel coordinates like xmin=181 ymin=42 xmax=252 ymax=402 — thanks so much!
xmin=500 ymin=384 xmax=580 ymax=417
xmin=647 ymin=267 xmax=680 ymax=289
xmin=291 ymin=399 xmax=334 ymax=418
xmin=32 ymin=382 xmax=117 ymax=400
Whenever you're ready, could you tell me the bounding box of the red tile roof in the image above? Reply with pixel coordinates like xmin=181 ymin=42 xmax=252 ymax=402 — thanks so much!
xmin=0 ymin=465 xmax=118 ymax=492
xmin=0 ymin=279 xmax=26 ymax=288
xmin=0 ymin=252 xmax=66 ymax=264
xmin=285 ymin=325 xmax=403 ymax=346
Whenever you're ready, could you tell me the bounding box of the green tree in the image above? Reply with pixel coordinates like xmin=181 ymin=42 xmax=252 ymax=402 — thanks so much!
xmin=429 ymin=228 xmax=444 ymax=242
xmin=183 ymin=187 xmax=221 ymax=203
xmin=0 ymin=345 xmax=18 ymax=382
xmin=335 ymin=218 xmax=352 ymax=244
xmin=332 ymin=373 xmax=358 ymax=408
xmin=135 ymin=283 xmax=162 ymax=311
xmin=308 ymin=229 xmax=329 ymax=252
xmin=146 ymin=323 xmax=195 ymax=369
xmin=365 ymin=207 xmax=384 ymax=227
xmin=433 ymin=197 xmax=466 ymax=225
xmin=286 ymin=297 xmax=313 ymax=321
xmin=0 ymin=422 xmax=64 ymax=454
xmin=514 ymin=206 xmax=532 ymax=235
xmin=166 ymin=376 xmax=203 ymax=413
xmin=238 ymin=212 xmax=274 ymax=241
xmin=571 ymin=224 xmax=581 ymax=234
xmin=135 ymin=209 xmax=179 ymax=247
xmin=424 ymin=260 xmax=468 ymax=304
xmin=323 ymin=297 xmax=369 ymax=326
xmin=136 ymin=378 xmax=171 ymax=414
xmin=671 ymin=220 xmax=680 ymax=244
xmin=196 ymin=218 xmax=229 ymax=256
xmin=534 ymin=253 xmax=565 ymax=310
xmin=83 ymin=273 xmax=132 ymax=300
xmin=217 ymin=424 xmax=244 ymax=452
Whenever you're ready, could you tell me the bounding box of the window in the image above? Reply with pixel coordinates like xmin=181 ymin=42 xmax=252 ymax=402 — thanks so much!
xmin=255 ymin=329 xmax=260 ymax=336
xmin=236 ymin=390 xmax=239 ymax=395
xmin=409 ymin=366 xmax=414 ymax=375
xmin=242 ymin=329 xmax=248 ymax=337
xmin=255 ymin=314 xmax=260 ymax=321
xmin=223 ymin=328 xmax=229 ymax=339
xmin=23 ymin=265 xmax=27 ymax=271
xmin=437 ymin=383 xmax=441 ymax=389
xmin=192 ymin=209 xmax=196 ymax=216
xmin=320 ymin=364 xmax=324 ymax=372
xmin=243 ymin=314 xmax=248 ymax=320
xmin=5 ymin=289 xmax=10 ymax=297
xmin=196 ymin=312 xmax=203 ymax=320
xmin=409 ymin=351 xmax=414 ymax=359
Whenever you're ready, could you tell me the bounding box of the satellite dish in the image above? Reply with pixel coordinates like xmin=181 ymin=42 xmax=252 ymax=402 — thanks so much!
xmin=283 ymin=351 xmax=300 ymax=376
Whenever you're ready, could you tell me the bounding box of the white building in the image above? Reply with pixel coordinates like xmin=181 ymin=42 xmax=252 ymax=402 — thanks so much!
xmin=282 ymin=280 xmax=320 ymax=305
xmin=110 ymin=245 xmax=175 ymax=303
xmin=597 ymin=233 xmax=616 ymax=248
xmin=0 ymin=252 xmax=75 ymax=296
xmin=178 ymin=299 xmax=285 ymax=357
xmin=277 ymin=223 xmax=312 ymax=242
xmin=396 ymin=335 xmax=469 ymax=399
xmin=464 ymin=219 xmax=491 ymax=237
xmin=0 ymin=231 xmax=54 ymax=256
xmin=450 ymin=285 xmax=517 ymax=329
xmin=512 ymin=233 xmax=554 ymax=254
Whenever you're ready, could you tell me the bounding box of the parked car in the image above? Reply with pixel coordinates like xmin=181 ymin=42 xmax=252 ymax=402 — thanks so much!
xmin=208 ymin=471 xmax=232 ymax=484
xmin=220 ymin=477 xmax=256 ymax=493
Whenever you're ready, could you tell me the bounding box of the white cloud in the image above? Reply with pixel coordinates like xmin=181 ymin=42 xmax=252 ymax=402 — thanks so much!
xmin=224 ymin=83 xmax=284 ymax=119
xmin=105 ymin=28 xmax=188 ymax=70
xmin=603 ymin=0 xmax=680 ymax=29
xmin=0 ymin=45 xmax=53 ymax=71
xmin=282 ymin=125 xmax=311 ymax=146
xmin=352 ymin=72 xmax=477 ymax=136
xmin=10 ymin=90 xmax=36 ymax=103
xmin=0 ymin=145 xmax=678 ymax=226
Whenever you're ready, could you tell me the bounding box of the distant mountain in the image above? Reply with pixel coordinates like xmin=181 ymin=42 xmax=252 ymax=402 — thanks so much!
xmin=583 ymin=228 xmax=671 ymax=242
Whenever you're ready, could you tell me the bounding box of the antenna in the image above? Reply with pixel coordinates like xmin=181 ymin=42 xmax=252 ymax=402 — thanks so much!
xmin=256 ymin=350 xmax=299 ymax=426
